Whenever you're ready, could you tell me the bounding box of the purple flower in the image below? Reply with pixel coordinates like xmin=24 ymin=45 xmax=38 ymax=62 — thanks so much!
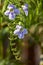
xmin=16 ymin=25 xmax=22 ymax=29
xmin=4 ymin=4 xmax=20 ymax=20
xmin=14 ymin=25 xmax=28 ymax=39
xmin=22 ymin=4 xmax=28 ymax=16
xmin=7 ymin=4 xmax=16 ymax=10
xmin=14 ymin=25 xmax=22 ymax=35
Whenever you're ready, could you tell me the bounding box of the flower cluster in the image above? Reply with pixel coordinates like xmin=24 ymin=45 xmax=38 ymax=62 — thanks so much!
xmin=4 ymin=4 xmax=28 ymax=39
xmin=14 ymin=25 xmax=28 ymax=39
xmin=4 ymin=4 xmax=28 ymax=20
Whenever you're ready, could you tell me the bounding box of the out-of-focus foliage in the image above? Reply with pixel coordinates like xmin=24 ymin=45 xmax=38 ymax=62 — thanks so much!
xmin=0 ymin=0 xmax=43 ymax=65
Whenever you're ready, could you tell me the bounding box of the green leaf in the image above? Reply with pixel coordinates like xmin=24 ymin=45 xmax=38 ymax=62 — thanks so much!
xmin=2 ymin=0 xmax=9 ymax=13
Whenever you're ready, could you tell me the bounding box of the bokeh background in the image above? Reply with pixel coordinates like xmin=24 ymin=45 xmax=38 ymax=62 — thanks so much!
xmin=0 ymin=0 xmax=43 ymax=65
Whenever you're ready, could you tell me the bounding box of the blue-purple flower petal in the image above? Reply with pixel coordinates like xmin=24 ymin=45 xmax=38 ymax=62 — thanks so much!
xmin=24 ymin=10 xmax=28 ymax=16
xmin=9 ymin=12 xmax=15 ymax=20
xmin=14 ymin=9 xmax=20 ymax=15
xmin=4 ymin=10 xmax=10 ymax=16
xmin=7 ymin=4 xmax=16 ymax=10
xmin=18 ymin=32 xmax=24 ymax=39
xmin=14 ymin=29 xmax=20 ymax=35
xmin=22 ymin=29 xmax=28 ymax=34
xmin=25 ymin=4 xmax=28 ymax=7
xmin=16 ymin=25 xmax=22 ymax=29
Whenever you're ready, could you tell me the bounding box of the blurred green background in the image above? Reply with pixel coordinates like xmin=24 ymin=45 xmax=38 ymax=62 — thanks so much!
xmin=0 ymin=0 xmax=43 ymax=65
